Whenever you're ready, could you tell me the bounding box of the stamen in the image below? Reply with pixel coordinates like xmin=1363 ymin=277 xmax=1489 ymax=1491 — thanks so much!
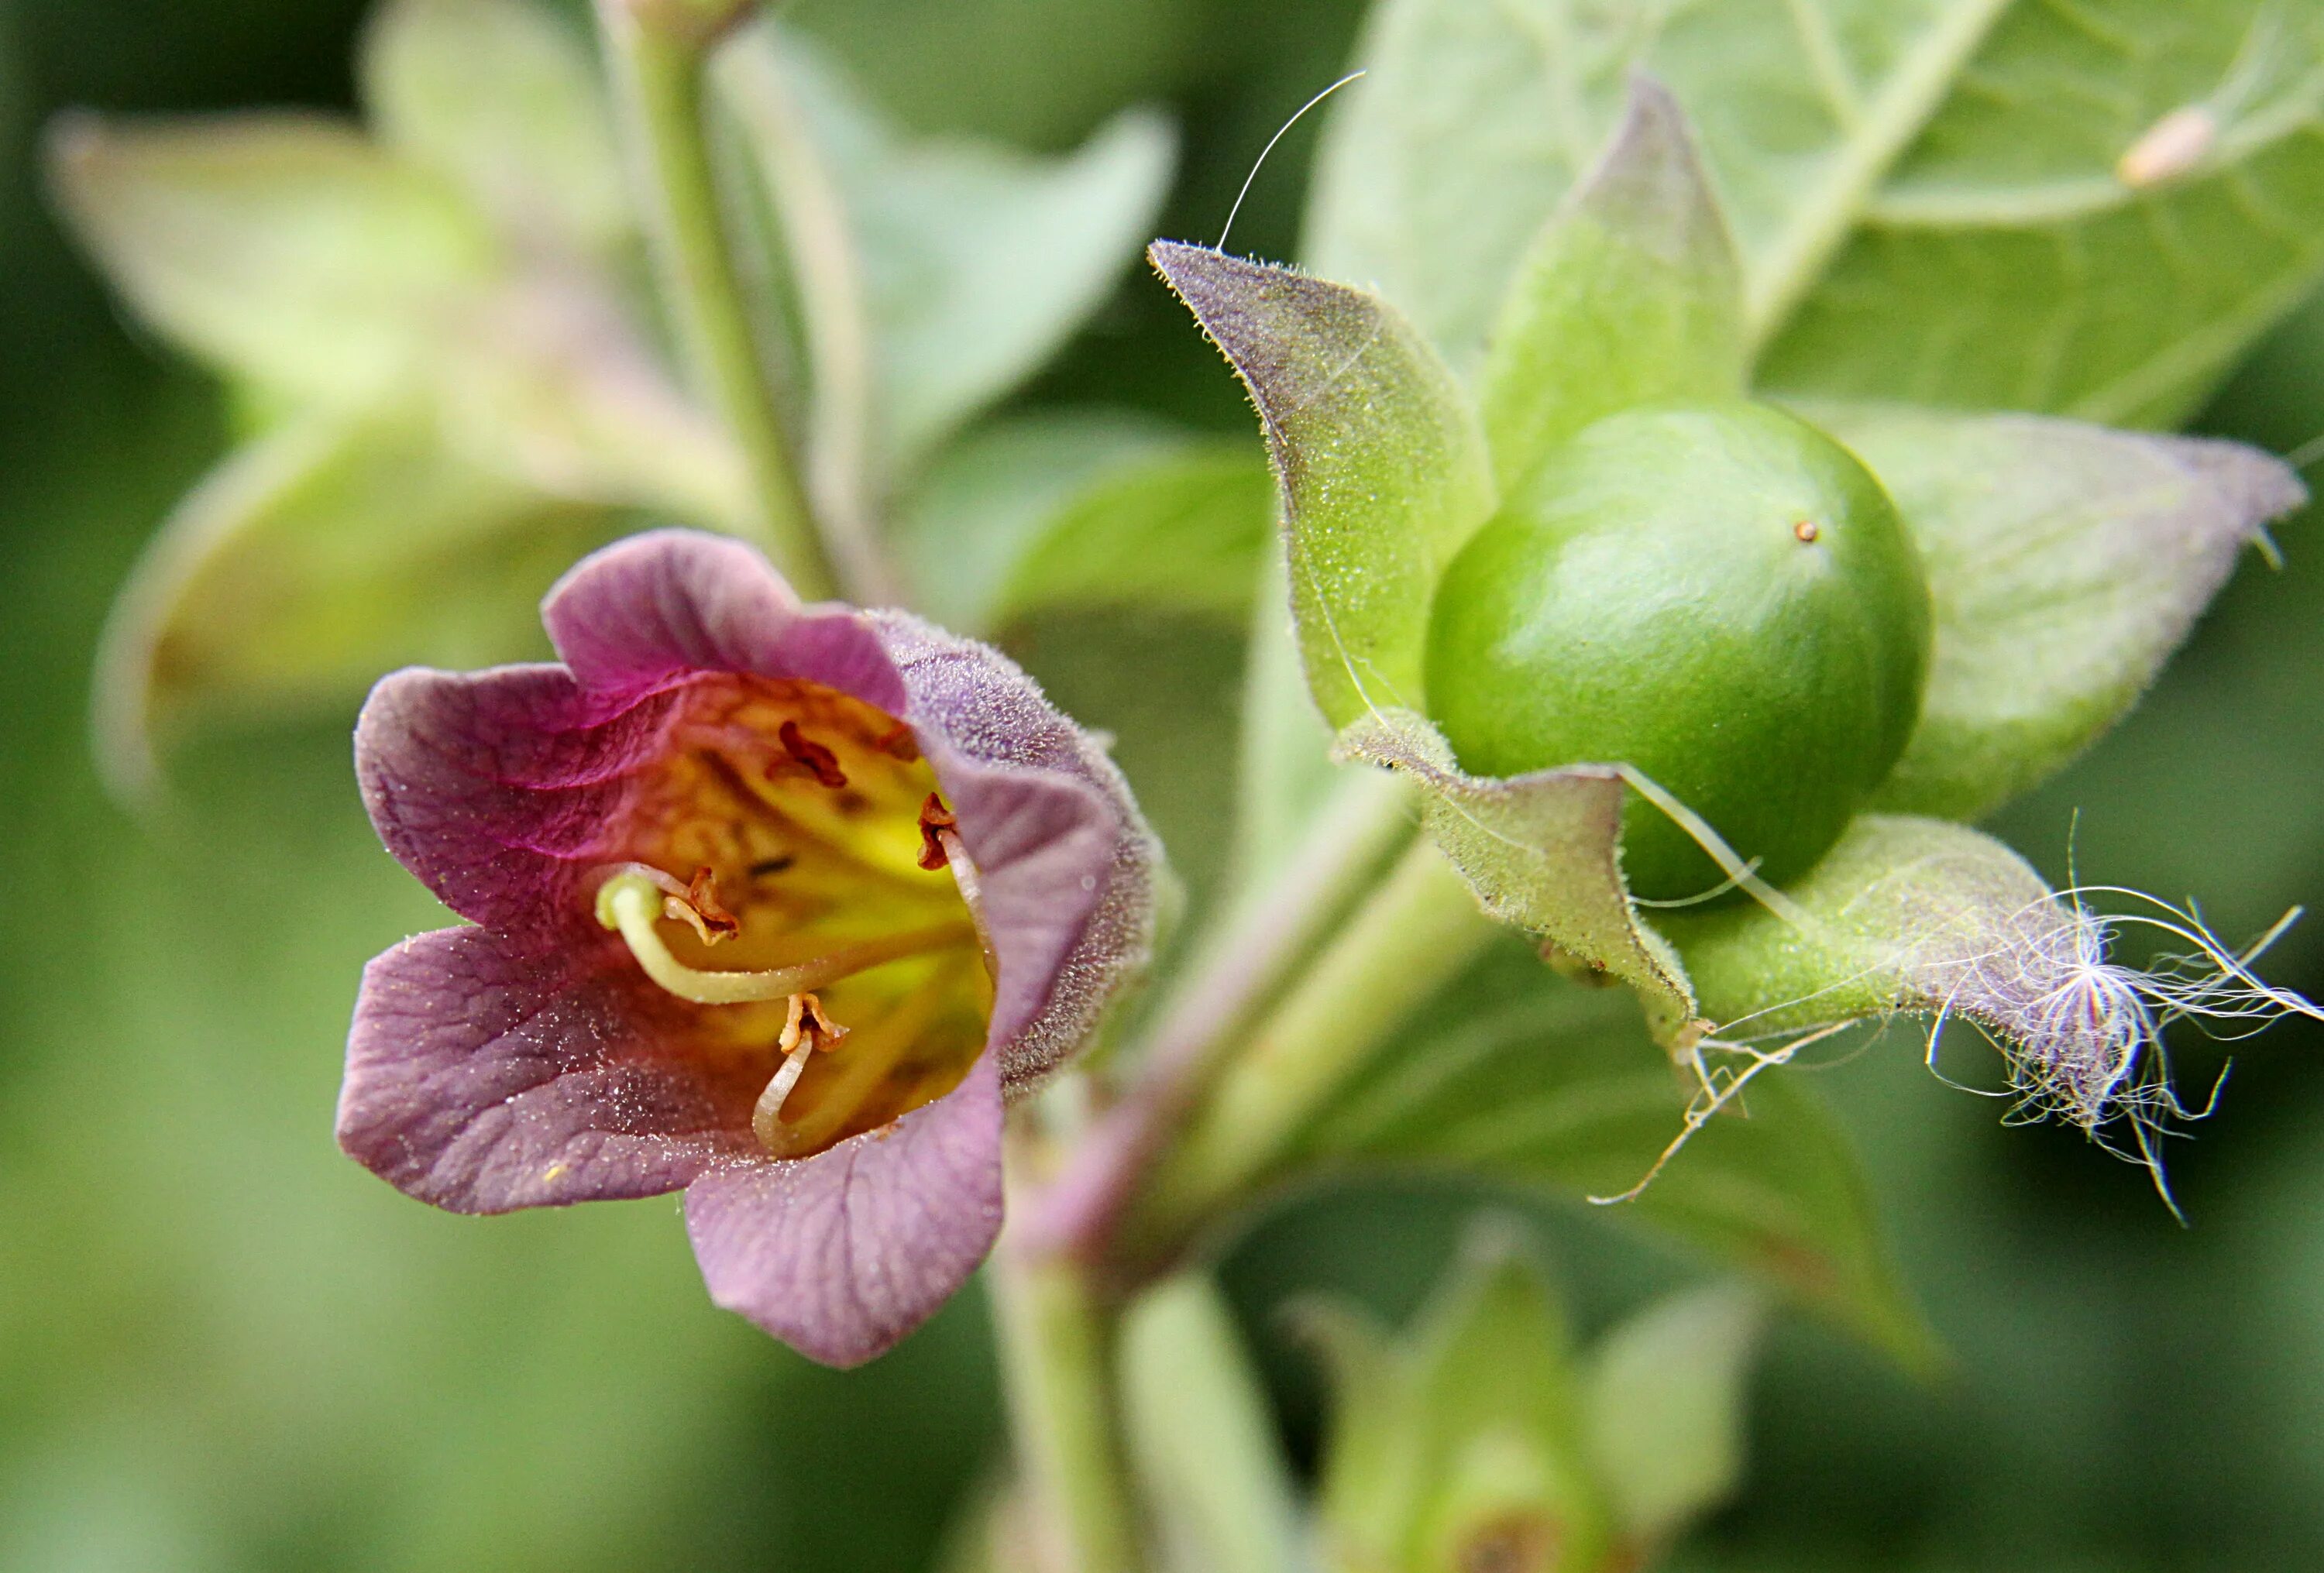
xmin=595 ymin=872 xmax=975 ymax=1005
xmin=778 ymin=720 xmax=848 ymax=788
xmin=671 ymin=866 xmax=740 ymax=943
xmin=751 ymin=991 xmax=850 ymax=1147
xmin=916 ymin=793 xmax=958 ymax=871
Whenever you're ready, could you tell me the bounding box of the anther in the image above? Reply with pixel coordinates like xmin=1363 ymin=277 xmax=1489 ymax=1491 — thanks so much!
xmin=779 ymin=720 xmax=848 ymax=788
xmin=751 ymin=991 xmax=850 ymax=1149
xmin=917 ymin=793 xmax=959 ymax=871
xmin=664 ymin=865 xmax=739 ymax=943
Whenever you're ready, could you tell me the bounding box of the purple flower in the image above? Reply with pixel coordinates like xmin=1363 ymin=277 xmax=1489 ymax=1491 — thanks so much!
xmin=339 ymin=531 xmax=1157 ymax=1365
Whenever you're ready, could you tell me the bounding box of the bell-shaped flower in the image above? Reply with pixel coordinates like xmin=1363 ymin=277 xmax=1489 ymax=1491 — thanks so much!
xmin=339 ymin=530 xmax=1157 ymax=1365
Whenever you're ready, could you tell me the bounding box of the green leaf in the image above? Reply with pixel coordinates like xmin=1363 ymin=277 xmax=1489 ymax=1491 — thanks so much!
xmin=718 ymin=30 xmax=1175 ymax=472
xmin=998 ymin=445 xmax=1272 ymax=627
xmin=1480 ymin=75 xmax=1747 ymax=489
xmin=1304 ymin=0 xmax=2324 ymax=423
xmin=47 ymin=112 xmax=496 ymax=404
xmin=433 ymin=274 xmax=752 ymax=531
xmin=92 ymin=410 xmax=614 ymax=799
xmin=1583 ymin=1283 xmax=1764 ymax=1544
xmin=1152 ymin=242 xmax=1496 ymax=730
xmin=359 ymin=0 xmax=627 ymax=256
xmin=890 ymin=411 xmax=1184 ymax=632
xmin=1301 ymin=0 xmax=1650 ymax=376
xmin=1758 ymin=0 xmax=2324 ymax=425
xmin=1809 ymin=404 xmax=2305 ymax=821
xmin=1299 ymin=1221 xmax=1614 ymax=1573
xmin=1291 ymin=941 xmax=1935 ymax=1368
xmin=1117 ymin=1274 xmax=1305 ymax=1573
xmin=1334 ymin=708 xmax=1690 ymax=1022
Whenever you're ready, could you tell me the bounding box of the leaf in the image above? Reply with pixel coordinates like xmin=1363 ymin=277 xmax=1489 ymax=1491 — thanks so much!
xmin=1303 ymin=0 xmax=2324 ymax=423
xmin=1117 ymin=1274 xmax=1305 ymax=1573
xmin=1806 ymin=404 xmax=2305 ymax=821
xmin=1151 ymin=242 xmax=1496 ymax=730
xmin=1583 ymin=1282 xmax=1764 ymax=1544
xmin=1335 ymin=707 xmax=1690 ymax=1021
xmin=92 ymin=410 xmax=614 ymax=799
xmin=718 ymin=30 xmax=1176 ymax=472
xmin=998 ymin=445 xmax=1273 ymax=627
xmin=1291 ymin=941 xmax=1935 ymax=1367
xmin=1757 ymin=0 xmax=2324 ymax=425
xmin=47 ymin=112 xmax=496 ymax=404
xmin=890 ymin=412 xmax=1184 ymax=632
xmin=359 ymin=0 xmax=628 ymax=256
xmin=1480 ymin=74 xmax=1748 ymax=489
xmin=1301 ymin=0 xmax=1651 ymax=376
xmin=433 ymin=274 xmax=751 ymax=531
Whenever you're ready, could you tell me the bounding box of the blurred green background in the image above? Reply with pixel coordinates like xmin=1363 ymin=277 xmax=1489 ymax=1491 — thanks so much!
xmin=6 ymin=2 xmax=2324 ymax=1569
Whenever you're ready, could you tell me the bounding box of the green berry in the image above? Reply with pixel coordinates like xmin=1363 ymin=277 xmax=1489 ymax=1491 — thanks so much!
xmin=1425 ymin=400 xmax=1930 ymax=902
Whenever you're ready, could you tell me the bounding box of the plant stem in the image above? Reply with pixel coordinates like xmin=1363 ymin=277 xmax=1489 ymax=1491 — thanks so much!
xmin=991 ymin=1203 xmax=1145 ymax=1573
xmin=1019 ymin=769 xmax=1416 ymax=1265
xmin=713 ymin=35 xmax=898 ymax=603
xmin=1126 ymin=840 xmax=1499 ymax=1262
xmin=596 ymin=2 xmax=837 ymax=597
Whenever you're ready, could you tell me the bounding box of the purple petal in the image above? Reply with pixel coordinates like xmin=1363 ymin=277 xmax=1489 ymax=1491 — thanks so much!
xmin=341 ymin=925 xmax=758 ymax=1211
xmin=875 ymin=611 xmax=1161 ymax=1086
xmin=682 ymin=1050 xmax=1005 ymax=1367
xmin=541 ymin=529 xmax=906 ymax=713
xmin=356 ymin=664 xmax=682 ymax=932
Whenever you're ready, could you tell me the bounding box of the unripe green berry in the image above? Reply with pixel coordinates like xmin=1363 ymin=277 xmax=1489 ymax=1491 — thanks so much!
xmin=1425 ymin=400 xmax=1930 ymax=902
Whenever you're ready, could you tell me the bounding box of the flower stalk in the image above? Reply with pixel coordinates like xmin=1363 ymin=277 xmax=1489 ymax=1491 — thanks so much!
xmin=992 ymin=1179 xmax=1147 ymax=1573
xmin=594 ymin=0 xmax=837 ymax=596
xmin=1122 ymin=837 xmax=1501 ymax=1266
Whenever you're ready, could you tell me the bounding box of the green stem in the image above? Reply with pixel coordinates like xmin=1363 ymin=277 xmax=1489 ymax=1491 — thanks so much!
xmin=991 ymin=1206 xmax=1146 ymax=1573
xmin=1128 ymin=840 xmax=1500 ymax=1259
xmin=596 ymin=2 xmax=837 ymax=597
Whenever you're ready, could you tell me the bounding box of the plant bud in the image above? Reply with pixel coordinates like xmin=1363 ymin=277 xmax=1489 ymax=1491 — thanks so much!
xmin=1426 ymin=400 xmax=1930 ymax=902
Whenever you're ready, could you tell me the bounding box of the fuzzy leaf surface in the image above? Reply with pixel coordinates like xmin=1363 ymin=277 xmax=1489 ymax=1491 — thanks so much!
xmin=1480 ymin=74 xmax=1747 ymax=488
xmin=359 ymin=0 xmax=627 ymax=255
xmin=1816 ymin=406 xmax=2306 ymax=820
xmin=48 ymin=112 xmax=495 ymax=404
xmin=1153 ymin=243 xmax=1495 ymax=730
xmin=1305 ymin=0 xmax=2324 ymax=421
xmin=1289 ymin=943 xmax=1934 ymax=1366
xmin=1336 ymin=708 xmax=1690 ymax=1019
xmin=1656 ymin=814 xmax=2082 ymax=1054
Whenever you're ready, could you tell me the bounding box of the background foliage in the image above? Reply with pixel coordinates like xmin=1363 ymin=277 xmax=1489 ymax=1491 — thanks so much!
xmin=5 ymin=0 xmax=2324 ymax=1568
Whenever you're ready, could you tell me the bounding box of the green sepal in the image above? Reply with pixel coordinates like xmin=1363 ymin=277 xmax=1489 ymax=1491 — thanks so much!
xmin=1117 ymin=1274 xmax=1305 ymax=1573
xmin=1583 ymin=1282 xmax=1763 ymax=1547
xmin=1298 ymin=1219 xmax=1614 ymax=1573
xmin=1152 ymin=242 xmax=1496 ymax=732
xmin=1812 ymin=404 xmax=2305 ymax=822
xmin=1654 ymin=812 xmax=2085 ymax=1049
xmin=1333 ymin=707 xmax=1691 ymax=1023
xmin=1480 ymin=74 xmax=1746 ymax=489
